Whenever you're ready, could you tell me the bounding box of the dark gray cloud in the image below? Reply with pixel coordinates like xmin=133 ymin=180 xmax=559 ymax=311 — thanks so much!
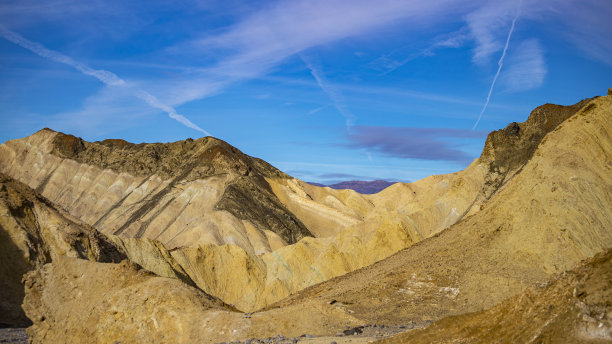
xmin=345 ymin=126 xmax=487 ymax=163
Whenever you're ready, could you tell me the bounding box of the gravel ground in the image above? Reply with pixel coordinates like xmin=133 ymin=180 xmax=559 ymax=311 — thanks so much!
xmin=0 ymin=328 xmax=27 ymax=344
xmin=216 ymin=322 xmax=433 ymax=344
xmin=0 ymin=323 xmax=425 ymax=344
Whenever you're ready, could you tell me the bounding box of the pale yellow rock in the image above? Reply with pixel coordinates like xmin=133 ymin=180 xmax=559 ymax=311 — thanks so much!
xmin=0 ymin=126 xmax=491 ymax=312
xmin=3 ymin=94 xmax=608 ymax=319
xmin=23 ymin=256 xmax=363 ymax=344
xmin=270 ymin=94 xmax=612 ymax=327
xmin=107 ymin=235 xmax=196 ymax=285
xmin=162 ymin=215 xmax=422 ymax=311
xmin=15 ymin=93 xmax=612 ymax=343
xmin=0 ymin=173 xmax=126 ymax=326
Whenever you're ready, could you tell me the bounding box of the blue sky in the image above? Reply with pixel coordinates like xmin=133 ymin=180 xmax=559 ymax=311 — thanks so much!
xmin=1 ymin=0 xmax=610 ymax=184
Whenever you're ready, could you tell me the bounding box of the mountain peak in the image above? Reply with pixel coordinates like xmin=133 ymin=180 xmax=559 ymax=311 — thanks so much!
xmin=36 ymin=130 xmax=286 ymax=181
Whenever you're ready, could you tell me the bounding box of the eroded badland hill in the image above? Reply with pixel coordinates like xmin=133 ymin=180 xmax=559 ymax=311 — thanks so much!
xmin=0 ymin=91 xmax=610 ymax=343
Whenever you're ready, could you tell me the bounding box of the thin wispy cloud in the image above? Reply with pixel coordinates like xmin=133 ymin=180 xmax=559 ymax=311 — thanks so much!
xmin=500 ymin=39 xmax=546 ymax=92
xmin=369 ymin=28 xmax=472 ymax=75
xmin=307 ymin=104 xmax=331 ymax=115
xmin=368 ymin=0 xmax=525 ymax=75
xmin=426 ymin=29 xmax=473 ymax=52
xmin=7 ymin=0 xmax=600 ymax=126
xmin=368 ymin=52 xmax=421 ymax=75
xmin=0 ymin=27 xmax=125 ymax=86
xmin=134 ymin=91 xmax=211 ymax=135
xmin=472 ymin=2 xmax=521 ymax=130
xmin=553 ymin=0 xmax=612 ymax=66
xmin=301 ymin=55 xmax=355 ymax=129
xmin=466 ymin=1 xmax=520 ymax=64
xmin=1 ymin=0 xmax=610 ymax=184
xmin=261 ymin=75 xmax=485 ymax=108
xmin=0 ymin=26 xmax=211 ymax=136
xmin=160 ymin=0 xmax=472 ymax=107
xmin=345 ymin=126 xmax=487 ymax=163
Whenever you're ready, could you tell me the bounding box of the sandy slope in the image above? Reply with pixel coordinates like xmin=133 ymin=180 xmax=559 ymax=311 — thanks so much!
xmin=378 ymin=248 xmax=612 ymax=343
xmin=267 ymin=94 xmax=612 ymax=325
xmin=1 ymin=93 xmax=606 ymax=313
xmin=2 ymin=92 xmax=610 ymax=343
xmin=0 ymin=125 xmax=488 ymax=311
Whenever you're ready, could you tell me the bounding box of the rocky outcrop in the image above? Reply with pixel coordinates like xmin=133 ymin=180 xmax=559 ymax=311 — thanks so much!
xmin=168 ymin=215 xmax=421 ymax=311
xmin=108 ymin=95 xmax=610 ymax=313
xmin=477 ymin=97 xmax=593 ymax=202
xmin=0 ymin=173 xmax=125 ymax=327
xmin=6 ymin=91 xmax=611 ymax=337
xmin=23 ymin=256 xmax=231 ymax=343
xmin=0 ymin=125 xmax=488 ymax=311
xmin=2 ymin=96 xmax=600 ymax=314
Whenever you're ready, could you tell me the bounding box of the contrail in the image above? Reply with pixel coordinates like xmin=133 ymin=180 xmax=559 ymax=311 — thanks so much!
xmin=307 ymin=104 xmax=330 ymax=115
xmin=135 ymin=91 xmax=211 ymax=134
xmin=472 ymin=5 xmax=521 ymax=130
xmin=0 ymin=26 xmax=211 ymax=136
xmin=301 ymin=55 xmax=355 ymax=130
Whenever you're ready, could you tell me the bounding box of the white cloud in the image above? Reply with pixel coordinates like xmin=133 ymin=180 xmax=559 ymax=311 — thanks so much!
xmin=1 ymin=0 xmax=610 ymax=136
xmin=472 ymin=6 xmax=520 ymax=130
xmin=160 ymin=0 xmax=474 ymax=105
xmin=552 ymin=0 xmax=612 ymax=66
xmin=501 ymin=39 xmax=546 ymax=92
xmin=301 ymin=54 xmax=355 ymax=129
xmin=465 ymin=0 xmax=521 ymax=64
xmin=0 ymin=26 xmax=211 ymax=135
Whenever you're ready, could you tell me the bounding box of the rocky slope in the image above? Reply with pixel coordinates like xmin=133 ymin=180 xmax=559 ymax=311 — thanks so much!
xmin=4 ymin=90 xmax=611 ymax=343
xmin=0 ymin=133 xmax=312 ymax=254
xmin=22 ymin=253 xmax=369 ymax=344
xmin=1 ymin=94 xmax=606 ymax=313
xmin=0 ymin=173 xmax=362 ymax=343
xmin=379 ymin=248 xmax=612 ymax=344
xmin=0 ymin=127 xmax=488 ymax=311
xmin=0 ymin=173 xmax=126 ymax=327
xmin=268 ymin=93 xmax=612 ymax=326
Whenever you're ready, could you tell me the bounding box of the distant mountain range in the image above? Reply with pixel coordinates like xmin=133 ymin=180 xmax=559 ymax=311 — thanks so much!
xmin=308 ymin=180 xmax=396 ymax=194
